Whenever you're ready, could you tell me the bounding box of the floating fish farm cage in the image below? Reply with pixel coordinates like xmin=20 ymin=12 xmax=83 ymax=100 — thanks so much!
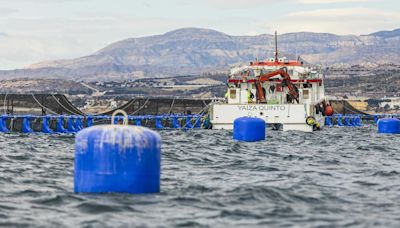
xmin=0 ymin=94 xmax=398 ymax=134
xmin=0 ymin=94 xmax=220 ymax=132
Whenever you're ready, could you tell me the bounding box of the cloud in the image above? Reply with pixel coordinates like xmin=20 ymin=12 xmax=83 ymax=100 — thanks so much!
xmin=0 ymin=7 xmax=18 ymax=16
xmin=0 ymin=0 xmax=90 ymax=3
xmin=204 ymin=0 xmax=279 ymax=9
xmin=0 ymin=0 xmax=398 ymax=69
xmin=274 ymin=8 xmax=400 ymax=35
xmin=0 ymin=16 xmax=199 ymax=69
xmin=0 ymin=34 xmax=84 ymax=70
xmin=203 ymin=0 xmax=373 ymax=8
xmin=297 ymin=0 xmax=371 ymax=3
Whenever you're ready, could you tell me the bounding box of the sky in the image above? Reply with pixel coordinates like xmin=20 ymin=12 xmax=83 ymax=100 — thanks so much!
xmin=0 ymin=0 xmax=399 ymax=70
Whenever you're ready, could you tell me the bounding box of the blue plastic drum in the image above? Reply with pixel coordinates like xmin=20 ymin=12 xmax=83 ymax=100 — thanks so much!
xmin=74 ymin=110 xmax=161 ymax=193
xmin=378 ymin=118 xmax=400 ymax=134
xmin=233 ymin=117 xmax=266 ymax=142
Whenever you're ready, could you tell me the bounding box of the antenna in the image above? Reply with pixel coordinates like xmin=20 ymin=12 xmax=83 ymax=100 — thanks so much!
xmin=274 ymin=31 xmax=278 ymax=62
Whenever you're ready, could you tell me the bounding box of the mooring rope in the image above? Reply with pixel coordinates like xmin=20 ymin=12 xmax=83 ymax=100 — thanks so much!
xmin=94 ymin=98 xmax=136 ymax=116
xmin=51 ymin=94 xmax=81 ymax=115
xmin=182 ymin=101 xmax=213 ymax=129
xmin=167 ymin=97 xmax=176 ymax=115
xmin=31 ymin=94 xmax=58 ymax=115
xmin=121 ymin=98 xmax=137 ymax=114
xmin=343 ymin=103 xmax=369 ymax=115
xmin=128 ymin=97 xmax=150 ymax=115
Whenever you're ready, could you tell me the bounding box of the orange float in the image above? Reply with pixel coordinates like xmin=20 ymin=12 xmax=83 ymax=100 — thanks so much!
xmin=325 ymin=105 xmax=334 ymax=116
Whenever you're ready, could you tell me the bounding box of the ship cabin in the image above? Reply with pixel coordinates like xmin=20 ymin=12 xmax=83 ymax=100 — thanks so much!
xmin=225 ymin=57 xmax=325 ymax=107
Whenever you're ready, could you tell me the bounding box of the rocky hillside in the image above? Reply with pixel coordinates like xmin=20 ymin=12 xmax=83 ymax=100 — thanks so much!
xmin=0 ymin=78 xmax=91 ymax=94
xmin=1 ymin=28 xmax=400 ymax=81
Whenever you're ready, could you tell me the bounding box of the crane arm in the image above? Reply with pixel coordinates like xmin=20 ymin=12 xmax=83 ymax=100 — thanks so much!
xmin=255 ymin=69 xmax=299 ymax=103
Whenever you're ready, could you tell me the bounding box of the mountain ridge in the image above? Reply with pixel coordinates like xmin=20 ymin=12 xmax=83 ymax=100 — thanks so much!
xmin=1 ymin=27 xmax=400 ymax=81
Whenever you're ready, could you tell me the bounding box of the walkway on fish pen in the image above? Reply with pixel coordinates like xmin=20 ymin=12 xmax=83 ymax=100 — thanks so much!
xmin=0 ymin=94 xmax=398 ymax=134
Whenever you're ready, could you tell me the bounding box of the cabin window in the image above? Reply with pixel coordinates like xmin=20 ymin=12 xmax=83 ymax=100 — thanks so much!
xmin=303 ymin=90 xmax=309 ymax=99
xmin=230 ymin=89 xmax=237 ymax=99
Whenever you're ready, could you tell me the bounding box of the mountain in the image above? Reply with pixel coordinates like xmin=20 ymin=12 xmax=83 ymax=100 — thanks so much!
xmin=369 ymin=28 xmax=400 ymax=38
xmin=1 ymin=27 xmax=400 ymax=81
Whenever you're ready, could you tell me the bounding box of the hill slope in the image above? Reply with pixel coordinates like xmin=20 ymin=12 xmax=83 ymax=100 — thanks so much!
xmin=1 ymin=27 xmax=400 ymax=81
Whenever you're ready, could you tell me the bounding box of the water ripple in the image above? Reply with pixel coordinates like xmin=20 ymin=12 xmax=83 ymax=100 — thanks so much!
xmin=0 ymin=127 xmax=399 ymax=227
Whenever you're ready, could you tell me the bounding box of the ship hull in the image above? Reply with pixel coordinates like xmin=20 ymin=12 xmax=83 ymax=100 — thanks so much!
xmin=210 ymin=103 xmax=325 ymax=132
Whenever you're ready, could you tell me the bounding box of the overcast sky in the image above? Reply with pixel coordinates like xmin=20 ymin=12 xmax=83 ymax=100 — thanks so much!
xmin=0 ymin=0 xmax=399 ymax=70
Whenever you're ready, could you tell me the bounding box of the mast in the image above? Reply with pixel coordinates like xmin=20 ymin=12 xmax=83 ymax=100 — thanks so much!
xmin=274 ymin=31 xmax=278 ymax=62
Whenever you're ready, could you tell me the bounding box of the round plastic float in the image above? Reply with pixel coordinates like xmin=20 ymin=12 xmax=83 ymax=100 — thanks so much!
xmin=325 ymin=105 xmax=334 ymax=116
xmin=377 ymin=118 xmax=400 ymax=134
xmin=233 ymin=117 xmax=266 ymax=142
xmin=74 ymin=110 xmax=161 ymax=193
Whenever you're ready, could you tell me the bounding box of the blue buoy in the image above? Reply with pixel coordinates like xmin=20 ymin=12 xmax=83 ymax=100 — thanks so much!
xmin=42 ymin=116 xmax=53 ymax=134
xmin=0 ymin=116 xmax=10 ymax=133
xmin=344 ymin=115 xmax=351 ymax=126
xmin=354 ymin=115 xmax=362 ymax=127
xmin=172 ymin=117 xmax=181 ymax=129
xmin=74 ymin=117 xmax=84 ymax=131
xmin=155 ymin=118 xmax=164 ymax=129
xmin=337 ymin=115 xmax=344 ymax=126
xmin=134 ymin=119 xmax=142 ymax=126
xmin=185 ymin=116 xmax=193 ymax=128
xmin=325 ymin=116 xmax=333 ymax=127
xmin=233 ymin=117 xmax=265 ymax=142
xmin=74 ymin=110 xmax=161 ymax=193
xmin=86 ymin=116 xmax=94 ymax=127
xmin=378 ymin=118 xmax=400 ymax=134
xmin=374 ymin=115 xmax=380 ymax=124
xmin=55 ymin=116 xmax=68 ymax=133
xmin=193 ymin=116 xmax=201 ymax=128
xmin=22 ymin=116 xmax=34 ymax=133
xmin=67 ymin=117 xmax=77 ymax=132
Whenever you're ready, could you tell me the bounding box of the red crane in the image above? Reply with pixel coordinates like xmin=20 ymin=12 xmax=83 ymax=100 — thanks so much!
xmin=255 ymin=68 xmax=299 ymax=103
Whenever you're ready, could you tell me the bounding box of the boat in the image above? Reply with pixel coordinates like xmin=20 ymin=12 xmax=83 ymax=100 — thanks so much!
xmin=209 ymin=32 xmax=330 ymax=132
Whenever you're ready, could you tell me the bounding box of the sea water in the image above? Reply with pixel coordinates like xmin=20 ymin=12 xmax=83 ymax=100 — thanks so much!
xmin=0 ymin=126 xmax=399 ymax=227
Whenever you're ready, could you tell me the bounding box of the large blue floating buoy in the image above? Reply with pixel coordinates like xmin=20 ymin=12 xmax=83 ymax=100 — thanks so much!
xmin=233 ymin=117 xmax=265 ymax=142
xmin=74 ymin=110 xmax=161 ymax=194
xmin=378 ymin=118 xmax=400 ymax=134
